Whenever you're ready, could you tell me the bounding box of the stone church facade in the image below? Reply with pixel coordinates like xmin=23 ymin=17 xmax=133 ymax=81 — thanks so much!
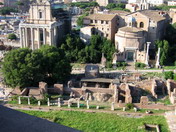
xmin=19 ymin=0 xmax=63 ymax=50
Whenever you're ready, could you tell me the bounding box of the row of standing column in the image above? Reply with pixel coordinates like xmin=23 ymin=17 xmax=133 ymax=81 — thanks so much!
xmin=20 ymin=27 xmax=57 ymax=50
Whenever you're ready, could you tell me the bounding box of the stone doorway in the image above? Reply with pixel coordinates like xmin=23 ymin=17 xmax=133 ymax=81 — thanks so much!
xmin=127 ymin=51 xmax=134 ymax=61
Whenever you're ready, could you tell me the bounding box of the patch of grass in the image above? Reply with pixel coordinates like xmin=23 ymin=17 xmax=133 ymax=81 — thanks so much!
xmin=164 ymin=66 xmax=176 ymax=70
xmin=156 ymin=96 xmax=171 ymax=105
xmin=142 ymin=72 xmax=164 ymax=78
xmin=19 ymin=110 xmax=169 ymax=132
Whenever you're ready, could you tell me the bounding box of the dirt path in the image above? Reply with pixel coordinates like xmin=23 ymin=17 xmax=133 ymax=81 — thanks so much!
xmin=4 ymin=104 xmax=164 ymax=118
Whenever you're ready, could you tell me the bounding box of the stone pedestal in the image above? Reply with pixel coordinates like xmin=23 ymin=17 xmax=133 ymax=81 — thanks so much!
xmin=77 ymin=99 xmax=80 ymax=108
xmin=58 ymin=98 xmax=61 ymax=107
xmin=86 ymin=100 xmax=89 ymax=109
xmin=38 ymin=100 xmax=41 ymax=106
xmin=111 ymin=102 xmax=114 ymax=111
xmin=134 ymin=107 xmax=137 ymax=112
xmin=123 ymin=107 xmax=126 ymax=111
xmin=96 ymin=106 xmax=99 ymax=109
xmin=47 ymin=98 xmax=50 ymax=106
xmin=18 ymin=96 xmax=21 ymax=104
xmin=28 ymin=97 xmax=30 ymax=105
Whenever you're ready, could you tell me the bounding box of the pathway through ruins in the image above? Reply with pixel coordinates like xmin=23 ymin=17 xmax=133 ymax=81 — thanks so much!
xmin=4 ymin=104 xmax=164 ymax=118
xmin=165 ymin=111 xmax=176 ymax=132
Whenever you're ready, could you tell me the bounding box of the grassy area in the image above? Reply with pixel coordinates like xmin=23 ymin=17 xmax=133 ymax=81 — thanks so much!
xmin=142 ymin=72 xmax=164 ymax=78
xmin=156 ymin=96 xmax=171 ymax=105
xmin=164 ymin=66 xmax=176 ymax=70
xmin=19 ymin=110 xmax=169 ymax=132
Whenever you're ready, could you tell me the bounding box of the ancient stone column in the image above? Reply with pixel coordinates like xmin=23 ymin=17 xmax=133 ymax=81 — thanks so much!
xmin=86 ymin=100 xmax=89 ymax=109
xmin=28 ymin=97 xmax=30 ymax=105
xmin=145 ymin=42 xmax=151 ymax=66
xmin=155 ymin=48 xmax=161 ymax=68
xmin=47 ymin=98 xmax=50 ymax=106
xmin=18 ymin=96 xmax=21 ymax=104
xmin=22 ymin=28 xmax=26 ymax=47
xmin=58 ymin=98 xmax=61 ymax=108
xmin=111 ymin=102 xmax=114 ymax=111
xmin=77 ymin=99 xmax=80 ymax=108
xmin=25 ymin=28 xmax=28 ymax=47
xmin=37 ymin=28 xmax=40 ymax=49
xmin=49 ymin=28 xmax=52 ymax=45
xmin=38 ymin=100 xmax=41 ymax=106
xmin=43 ymin=28 xmax=46 ymax=45
xmin=53 ymin=27 xmax=57 ymax=45
xmin=19 ymin=27 xmax=23 ymax=48
xmin=30 ymin=28 xmax=34 ymax=50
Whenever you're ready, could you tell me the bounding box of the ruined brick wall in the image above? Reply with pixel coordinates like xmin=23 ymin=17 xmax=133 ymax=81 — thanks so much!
xmin=47 ymin=84 xmax=64 ymax=95
xmin=125 ymin=84 xmax=132 ymax=103
xmin=71 ymin=88 xmax=86 ymax=97
xmin=85 ymin=87 xmax=114 ymax=94
xmin=167 ymin=79 xmax=176 ymax=96
xmin=39 ymin=82 xmax=48 ymax=93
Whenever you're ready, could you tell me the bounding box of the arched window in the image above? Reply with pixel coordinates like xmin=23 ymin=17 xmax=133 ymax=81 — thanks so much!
xmin=139 ymin=22 xmax=144 ymax=28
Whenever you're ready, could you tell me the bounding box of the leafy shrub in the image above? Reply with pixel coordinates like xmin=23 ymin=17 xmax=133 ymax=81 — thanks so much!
xmin=135 ymin=62 xmax=140 ymax=68
xmin=106 ymin=61 xmax=113 ymax=68
xmin=164 ymin=71 xmax=174 ymax=80
xmin=125 ymin=103 xmax=134 ymax=109
xmin=174 ymin=74 xmax=176 ymax=81
xmin=135 ymin=62 xmax=146 ymax=68
xmin=7 ymin=33 xmax=17 ymax=40
xmin=116 ymin=61 xmax=127 ymax=67
xmin=140 ymin=63 xmax=146 ymax=68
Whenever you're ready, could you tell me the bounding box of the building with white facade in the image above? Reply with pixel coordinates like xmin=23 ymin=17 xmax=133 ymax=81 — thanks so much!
xmin=168 ymin=1 xmax=176 ymax=6
xmin=19 ymin=0 xmax=63 ymax=50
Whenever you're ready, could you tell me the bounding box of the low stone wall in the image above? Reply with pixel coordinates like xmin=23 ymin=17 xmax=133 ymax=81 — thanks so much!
xmin=85 ymin=87 xmax=114 ymax=94
xmin=118 ymin=103 xmax=175 ymax=110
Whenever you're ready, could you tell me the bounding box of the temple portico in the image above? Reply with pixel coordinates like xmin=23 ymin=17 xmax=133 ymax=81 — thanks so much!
xmin=20 ymin=22 xmax=62 ymax=49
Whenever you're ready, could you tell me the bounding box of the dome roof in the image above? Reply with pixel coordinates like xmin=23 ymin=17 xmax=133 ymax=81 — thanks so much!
xmin=119 ymin=26 xmax=143 ymax=33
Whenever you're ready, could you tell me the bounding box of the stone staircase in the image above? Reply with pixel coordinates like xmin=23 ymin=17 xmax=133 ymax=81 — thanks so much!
xmin=126 ymin=62 xmax=135 ymax=71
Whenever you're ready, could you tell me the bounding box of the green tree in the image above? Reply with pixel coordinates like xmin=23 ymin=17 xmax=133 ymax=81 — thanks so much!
xmin=2 ymin=48 xmax=33 ymax=88
xmin=37 ymin=45 xmax=72 ymax=85
xmin=0 ymin=2 xmax=4 ymax=5
xmin=7 ymin=33 xmax=17 ymax=40
xmin=76 ymin=13 xmax=88 ymax=27
xmin=155 ymin=40 xmax=170 ymax=66
xmin=2 ymin=46 xmax=71 ymax=88
xmin=15 ymin=1 xmax=24 ymax=13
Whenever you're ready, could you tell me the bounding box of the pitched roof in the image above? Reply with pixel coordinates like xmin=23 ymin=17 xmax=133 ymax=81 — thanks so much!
xmin=108 ymin=10 xmax=130 ymax=16
xmin=138 ymin=10 xmax=166 ymax=22
xmin=85 ymin=14 xmax=116 ymax=21
xmin=0 ymin=105 xmax=80 ymax=132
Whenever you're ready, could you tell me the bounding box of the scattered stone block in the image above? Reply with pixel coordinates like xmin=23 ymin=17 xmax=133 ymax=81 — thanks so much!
xmin=96 ymin=106 xmax=99 ymax=109
xmin=123 ymin=107 xmax=126 ymax=111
